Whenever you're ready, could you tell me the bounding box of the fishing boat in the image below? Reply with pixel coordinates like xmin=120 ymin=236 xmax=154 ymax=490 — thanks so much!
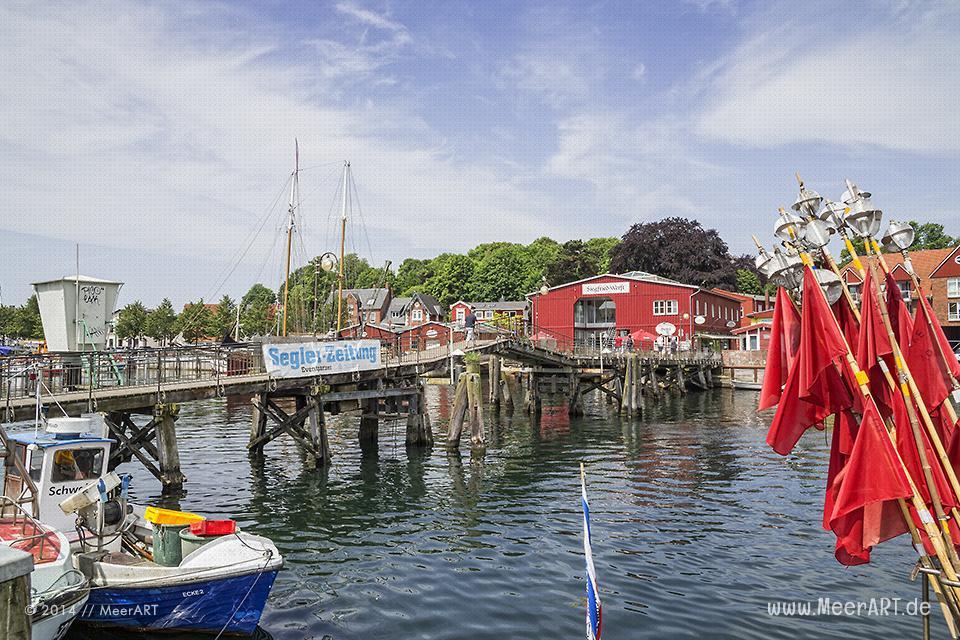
xmin=2 ymin=421 xmax=89 ymax=640
xmin=3 ymin=416 xmax=283 ymax=635
xmin=730 ymin=379 xmax=762 ymax=390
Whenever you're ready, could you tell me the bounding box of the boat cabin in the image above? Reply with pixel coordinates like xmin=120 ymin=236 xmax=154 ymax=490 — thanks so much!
xmin=3 ymin=417 xmax=112 ymax=536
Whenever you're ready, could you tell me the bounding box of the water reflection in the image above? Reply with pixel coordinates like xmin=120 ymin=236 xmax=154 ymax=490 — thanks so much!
xmin=63 ymin=387 xmax=945 ymax=640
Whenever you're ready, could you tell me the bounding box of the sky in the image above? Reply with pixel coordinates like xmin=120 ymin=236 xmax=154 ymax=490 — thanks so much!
xmin=1 ymin=0 xmax=959 ymax=307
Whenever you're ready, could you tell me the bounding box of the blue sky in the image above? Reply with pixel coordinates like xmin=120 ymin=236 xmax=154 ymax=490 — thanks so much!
xmin=1 ymin=0 xmax=958 ymax=306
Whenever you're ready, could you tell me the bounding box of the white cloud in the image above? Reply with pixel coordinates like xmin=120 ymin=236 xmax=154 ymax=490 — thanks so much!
xmin=696 ymin=6 xmax=960 ymax=153
xmin=631 ymin=63 xmax=646 ymax=80
xmin=0 ymin=1 xmax=569 ymax=302
xmin=335 ymin=1 xmax=408 ymax=36
xmin=546 ymin=113 xmax=714 ymax=219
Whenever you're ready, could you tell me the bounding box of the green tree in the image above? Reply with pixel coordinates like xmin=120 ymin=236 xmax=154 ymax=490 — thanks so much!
xmin=424 ymin=254 xmax=475 ymax=307
xmin=240 ymin=285 xmax=276 ymax=336
xmin=0 ymin=305 xmax=17 ymax=339
xmin=115 ymin=301 xmax=148 ymax=344
xmin=10 ymin=295 xmax=43 ymax=340
xmin=210 ymin=295 xmax=237 ymax=339
xmin=177 ymin=301 xmax=212 ymax=344
xmin=469 ymin=245 xmax=530 ymax=301
xmin=395 ymin=258 xmax=434 ymax=295
xmin=584 ymin=237 xmax=618 ymax=273
xmin=145 ymin=299 xmax=178 ymax=346
xmin=735 ymin=269 xmax=763 ymax=295
xmin=908 ymin=221 xmax=956 ymax=250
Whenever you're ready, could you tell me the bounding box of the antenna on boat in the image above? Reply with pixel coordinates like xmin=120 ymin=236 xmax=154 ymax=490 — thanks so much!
xmin=281 ymin=140 xmax=300 ymax=337
xmin=335 ymin=161 xmax=350 ymax=334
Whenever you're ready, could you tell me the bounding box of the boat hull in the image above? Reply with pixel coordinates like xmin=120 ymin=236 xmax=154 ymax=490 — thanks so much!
xmin=78 ymin=569 xmax=278 ymax=635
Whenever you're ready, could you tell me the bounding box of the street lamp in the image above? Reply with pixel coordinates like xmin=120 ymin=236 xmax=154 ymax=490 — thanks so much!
xmin=319 ymin=252 xmax=339 ymax=273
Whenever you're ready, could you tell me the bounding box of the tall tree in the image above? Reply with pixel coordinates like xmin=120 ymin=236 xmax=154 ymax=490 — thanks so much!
xmin=424 ymin=254 xmax=475 ymax=307
xmin=211 ymin=295 xmax=237 ymax=339
xmin=609 ymin=218 xmax=741 ymax=289
xmin=115 ymin=301 xmax=148 ymax=344
xmin=240 ymin=285 xmax=276 ymax=337
xmin=469 ymin=244 xmax=530 ymax=301
xmin=908 ymin=220 xmax=956 ymax=250
xmin=11 ymin=295 xmax=43 ymax=340
xmin=177 ymin=301 xmax=212 ymax=344
xmin=395 ymin=258 xmax=434 ymax=295
xmin=145 ymin=299 xmax=178 ymax=346
xmin=735 ymin=269 xmax=763 ymax=295
xmin=583 ymin=237 xmax=618 ymax=273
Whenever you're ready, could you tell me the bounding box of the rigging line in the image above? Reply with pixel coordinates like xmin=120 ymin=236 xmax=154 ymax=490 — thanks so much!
xmin=176 ymin=175 xmax=292 ymax=337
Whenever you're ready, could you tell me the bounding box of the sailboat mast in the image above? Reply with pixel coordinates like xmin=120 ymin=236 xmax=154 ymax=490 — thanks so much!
xmin=336 ymin=161 xmax=349 ymax=334
xmin=282 ymin=140 xmax=299 ymax=337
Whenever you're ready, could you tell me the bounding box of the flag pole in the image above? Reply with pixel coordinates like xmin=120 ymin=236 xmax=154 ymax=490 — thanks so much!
xmin=867 ymin=240 xmax=960 ymax=443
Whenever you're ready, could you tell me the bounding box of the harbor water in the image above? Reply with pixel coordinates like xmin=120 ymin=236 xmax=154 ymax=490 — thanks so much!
xmin=65 ymin=387 xmax=940 ymax=639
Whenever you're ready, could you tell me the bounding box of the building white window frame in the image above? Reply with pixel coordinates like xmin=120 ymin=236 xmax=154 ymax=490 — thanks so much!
xmin=949 ymin=301 xmax=960 ymax=322
xmin=455 ymin=308 xmax=465 ymax=322
xmin=411 ymin=308 xmax=423 ymax=322
xmin=948 ymin=278 xmax=960 ymax=299
xmin=653 ymin=299 xmax=678 ymax=316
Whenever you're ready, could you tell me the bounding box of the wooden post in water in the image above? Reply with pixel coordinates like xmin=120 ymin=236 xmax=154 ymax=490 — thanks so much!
xmin=648 ymin=363 xmax=661 ymax=399
xmin=676 ymin=364 xmax=687 ymax=396
xmin=154 ymin=403 xmax=184 ymax=491
xmin=620 ymin=355 xmax=634 ymax=416
xmin=631 ymin=357 xmax=642 ymax=415
xmin=466 ymin=372 xmax=485 ymax=447
xmin=568 ymin=372 xmax=583 ymax=416
xmin=406 ymin=386 xmax=433 ymax=447
xmin=307 ymin=393 xmax=331 ymax=467
xmin=250 ymin=392 xmax=268 ymax=452
xmin=501 ymin=370 xmax=516 ymax=413
xmin=359 ymin=395 xmax=379 ymax=445
xmin=489 ymin=356 xmax=502 ymax=412
xmin=704 ymin=365 xmax=714 ymax=388
xmin=447 ymin=373 xmax=470 ymax=448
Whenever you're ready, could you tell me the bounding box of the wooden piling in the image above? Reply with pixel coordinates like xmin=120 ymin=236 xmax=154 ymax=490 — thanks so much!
xmin=676 ymin=365 xmax=687 ymax=395
xmin=568 ymin=372 xmax=583 ymax=416
xmin=620 ymin=355 xmax=633 ymax=416
xmin=250 ymin=392 xmax=268 ymax=450
xmin=0 ymin=552 xmax=31 ymax=640
xmin=631 ymin=357 xmax=642 ymax=415
xmin=406 ymin=387 xmax=433 ymax=447
xmin=467 ymin=372 xmax=485 ymax=447
xmin=501 ymin=370 xmax=516 ymax=412
xmin=306 ymin=395 xmax=331 ymax=467
xmin=489 ymin=357 xmax=502 ymax=410
xmin=447 ymin=373 xmax=470 ymax=448
xmin=154 ymin=403 xmax=184 ymax=491
xmin=359 ymin=396 xmax=379 ymax=444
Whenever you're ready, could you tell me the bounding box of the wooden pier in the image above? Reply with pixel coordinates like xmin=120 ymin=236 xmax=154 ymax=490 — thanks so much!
xmin=1 ymin=339 xmax=721 ymax=491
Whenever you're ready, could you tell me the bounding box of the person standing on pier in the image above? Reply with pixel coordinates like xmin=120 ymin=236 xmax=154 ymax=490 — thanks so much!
xmin=625 ymin=334 xmax=634 ymax=353
xmin=465 ymin=310 xmax=477 ymax=342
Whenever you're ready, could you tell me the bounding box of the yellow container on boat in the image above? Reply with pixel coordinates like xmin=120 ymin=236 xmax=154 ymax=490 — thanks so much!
xmin=144 ymin=506 xmax=205 ymax=526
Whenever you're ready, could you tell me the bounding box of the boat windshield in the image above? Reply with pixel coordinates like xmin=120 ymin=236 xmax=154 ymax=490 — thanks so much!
xmin=51 ymin=448 xmax=103 ymax=482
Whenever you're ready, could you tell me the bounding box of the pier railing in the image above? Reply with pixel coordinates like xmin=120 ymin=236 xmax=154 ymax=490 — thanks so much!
xmin=0 ymin=339 xmax=489 ymax=409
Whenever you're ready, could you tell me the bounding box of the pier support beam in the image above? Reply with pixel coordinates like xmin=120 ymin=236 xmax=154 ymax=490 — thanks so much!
xmin=306 ymin=394 xmax=331 ymax=468
xmin=155 ymin=403 xmax=184 ymax=492
xmin=359 ymin=397 xmax=379 ymax=445
xmin=567 ymin=372 xmax=584 ymax=416
xmin=250 ymin=393 xmax=268 ymax=450
xmin=489 ymin=356 xmax=502 ymax=411
xmin=406 ymin=386 xmax=433 ymax=447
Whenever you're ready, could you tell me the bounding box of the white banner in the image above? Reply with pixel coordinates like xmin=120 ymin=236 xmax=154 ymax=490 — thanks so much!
xmin=582 ymin=281 xmax=630 ymax=295
xmin=262 ymin=340 xmax=382 ymax=378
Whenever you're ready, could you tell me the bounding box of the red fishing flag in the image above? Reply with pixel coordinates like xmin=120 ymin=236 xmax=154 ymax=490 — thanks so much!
xmin=885 ymin=272 xmax=913 ymax=350
xmin=766 ymin=268 xmax=852 ymax=455
xmin=833 ymin=294 xmax=860 ymax=359
xmin=856 ymin=269 xmax=897 ymax=415
xmin=908 ymin=291 xmax=960 ymax=411
xmin=758 ymin=287 xmax=801 ymax=411
xmin=829 ymin=402 xmax=914 ymax=565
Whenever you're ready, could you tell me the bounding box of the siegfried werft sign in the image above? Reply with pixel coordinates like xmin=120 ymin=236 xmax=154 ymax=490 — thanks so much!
xmin=582 ymin=281 xmax=630 ymax=295
xmin=262 ymin=340 xmax=382 ymax=378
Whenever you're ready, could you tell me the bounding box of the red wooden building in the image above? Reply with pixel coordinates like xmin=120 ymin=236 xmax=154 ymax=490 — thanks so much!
xmin=528 ymin=272 xmax=743 ymax=350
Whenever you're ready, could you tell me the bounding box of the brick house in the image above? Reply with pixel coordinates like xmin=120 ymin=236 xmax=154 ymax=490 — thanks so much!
xmin=838 ymin=248 xmax=957 ymax=345
xmin=449 ymin=300 xmax=528 ymax=333
xmin=385 ymin=293 xmax=444 ymax=328
xmin=327 ymin=288 xmax=392 ymax=326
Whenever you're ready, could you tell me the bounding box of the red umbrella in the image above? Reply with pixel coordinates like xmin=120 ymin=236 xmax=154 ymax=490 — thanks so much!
xmin=628 ymin=329 xmax=658 ymax=349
